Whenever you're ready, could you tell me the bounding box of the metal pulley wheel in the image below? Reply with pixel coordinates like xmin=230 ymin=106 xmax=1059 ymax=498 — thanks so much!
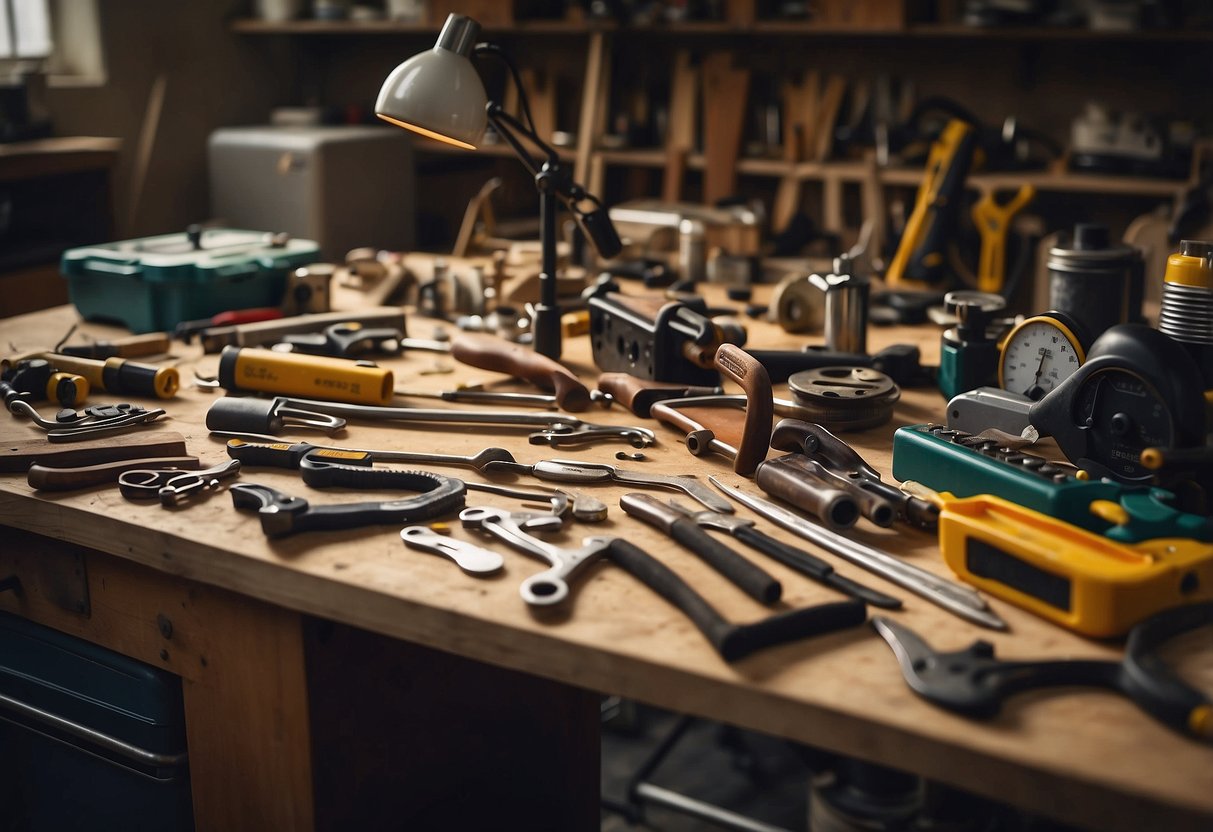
xmin=787 ymin=367 xmax=900 ymax=431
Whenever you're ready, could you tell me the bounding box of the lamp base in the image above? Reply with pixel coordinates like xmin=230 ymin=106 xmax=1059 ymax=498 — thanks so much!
xmin=531 ymin=302 xmax=563 ymax=361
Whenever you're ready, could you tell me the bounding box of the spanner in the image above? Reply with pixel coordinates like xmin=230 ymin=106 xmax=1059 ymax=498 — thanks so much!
xmin=459 ymin=506 xmax=868 ymax=662
xmin=482 ymin=459 xmax=733 ymax=514
xmin=275 ymin=397 xmax=656 ymax=448
xmin=224 ymin=439 xmax=606 ymax=521
xmin=400 ymin=527 xmax=504 ymax=574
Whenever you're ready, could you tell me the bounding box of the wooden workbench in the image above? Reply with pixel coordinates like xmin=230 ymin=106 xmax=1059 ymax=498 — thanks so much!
xmin=0 ymin=298 xmax=1209 ymax=831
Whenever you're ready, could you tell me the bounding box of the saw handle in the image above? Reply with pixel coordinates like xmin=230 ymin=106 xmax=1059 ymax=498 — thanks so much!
xmin=451 ymin=332 xmax=591 ymax=411
xmin=713 ymin=344 xmax=774 ymax=476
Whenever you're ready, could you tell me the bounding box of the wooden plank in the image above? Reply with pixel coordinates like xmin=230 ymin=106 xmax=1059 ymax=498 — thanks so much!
xmin=661 ymin=50 xmax=697 ymax=203
xmin=573 ymin=31 xmax=607 ymax=189
xmin=701 ymin=52 xmax=750 ymax=205
xmin=0 ymin=528 xmax=314 ymax=831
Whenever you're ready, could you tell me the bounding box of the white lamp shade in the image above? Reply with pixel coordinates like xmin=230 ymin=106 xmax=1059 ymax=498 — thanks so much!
xmin=375 ymin=46 xmax=488 ymax=149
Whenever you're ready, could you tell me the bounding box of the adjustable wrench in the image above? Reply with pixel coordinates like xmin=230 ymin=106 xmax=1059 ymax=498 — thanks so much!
xmin=459 ymin=506 xmax=867 ymax=662
xmin=482 ymin=458 xmax=732 ymax=514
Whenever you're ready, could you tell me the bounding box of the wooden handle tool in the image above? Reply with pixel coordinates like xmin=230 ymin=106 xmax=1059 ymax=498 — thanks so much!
xmin=714 ymin=344 xmax=774 ymax=476
xmin=451 ymin=333 xmax=591 ymax=412
xmin=596 ymin=373 xmax=723 ymax=417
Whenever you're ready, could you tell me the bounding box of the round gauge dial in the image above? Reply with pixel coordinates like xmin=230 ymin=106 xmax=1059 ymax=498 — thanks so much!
xmin=998 ymin=313 xmax=1087 ymax=400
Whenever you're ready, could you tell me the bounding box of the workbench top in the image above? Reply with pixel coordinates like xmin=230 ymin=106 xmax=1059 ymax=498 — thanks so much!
xmin=1 ymin=297 xmax=1209 ymax=832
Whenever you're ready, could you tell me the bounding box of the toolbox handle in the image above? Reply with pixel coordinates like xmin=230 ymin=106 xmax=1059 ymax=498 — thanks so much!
xmin=0 ymin=690 xmax=188 ymax=778
xmin=82 ymin=259 xmax=142 ymax=277
xmin=211 ymin=261 xmax=260 ymax=280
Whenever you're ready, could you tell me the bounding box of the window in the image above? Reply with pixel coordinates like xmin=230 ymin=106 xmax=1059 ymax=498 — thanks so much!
xmin=0 ymin=0 xmax=52 ymax=59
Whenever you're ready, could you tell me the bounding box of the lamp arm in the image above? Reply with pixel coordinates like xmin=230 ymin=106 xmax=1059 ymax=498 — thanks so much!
xmin=486 ymin=103 xmax=561 ymax=171
xmin=473 ymin=42 xmax=539 ymax=138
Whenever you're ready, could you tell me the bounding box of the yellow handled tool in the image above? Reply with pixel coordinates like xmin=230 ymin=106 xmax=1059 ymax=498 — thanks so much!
xmin=217 ymin=346 xmax=394 ymax=406
xmin=38 ymin=353 xmax=179 ymax=400
xmin=885 ymin=119 xmax=980 ymax=288
xmin=906 ymin=483 xmax=1213 ymax=637
xmin=971 ymin=184 xmax=1035 ymax=293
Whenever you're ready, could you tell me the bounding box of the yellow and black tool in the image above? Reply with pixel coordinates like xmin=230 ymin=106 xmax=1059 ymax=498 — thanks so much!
xmin=37 ymin=353 xmax=179 ymax=400
xmin=884 ymin=119 xmax=981 ymax=288
xmin=972 ymin=184 xmax=1036 ymax=293
xmin=906 ymin=483 xmax=1213 ymax=637
xmin=217 ymin=346 xmax=394 ymax=406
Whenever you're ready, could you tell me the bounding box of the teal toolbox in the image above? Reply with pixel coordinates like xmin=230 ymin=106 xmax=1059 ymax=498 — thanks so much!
xmin=61 ymin=228 xmax=319 ymax=333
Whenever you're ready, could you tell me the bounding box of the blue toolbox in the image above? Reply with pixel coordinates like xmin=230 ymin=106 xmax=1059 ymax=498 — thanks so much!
xmin=0 ymin=611 xmax=193 ymax=831
xmin=61 ymin=228 xmax=319 ymax=333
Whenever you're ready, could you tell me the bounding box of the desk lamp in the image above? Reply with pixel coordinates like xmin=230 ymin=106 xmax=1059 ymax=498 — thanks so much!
xmin=375 ymin=13 xmax=622 ymax=360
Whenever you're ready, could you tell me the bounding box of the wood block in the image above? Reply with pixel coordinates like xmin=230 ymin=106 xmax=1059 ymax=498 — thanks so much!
xmin=702 ymin=53 xmax=750 ymax=205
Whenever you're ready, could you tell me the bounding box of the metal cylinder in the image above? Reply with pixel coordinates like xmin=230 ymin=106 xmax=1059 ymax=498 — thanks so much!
xmin=1160 ymin=239 xmax=1213 ymax=387
xmin=1047 ymin=223 xmax=1144 ymax=342
xmin=811 ymin=256 xmax=869 ymax=354
xmin=677 ymin=218 xmax=707 ymax=284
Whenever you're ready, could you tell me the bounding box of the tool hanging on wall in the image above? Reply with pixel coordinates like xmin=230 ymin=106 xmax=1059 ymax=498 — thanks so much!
xmin=884 ymin=119 xmax=981 ymax=289
xmin=459 ymin=505 xmax=867 ymax=663
xmin=872 ymin=604 xmax=1213 ymax=742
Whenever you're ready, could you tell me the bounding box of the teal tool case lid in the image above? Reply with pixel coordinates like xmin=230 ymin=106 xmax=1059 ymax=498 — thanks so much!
xmin=61 ymin=228 xmax=320 ymax=333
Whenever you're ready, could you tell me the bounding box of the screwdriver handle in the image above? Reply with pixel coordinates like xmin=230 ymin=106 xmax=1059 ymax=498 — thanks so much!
xmin=451 ymin=333 xmax=591 ymax=412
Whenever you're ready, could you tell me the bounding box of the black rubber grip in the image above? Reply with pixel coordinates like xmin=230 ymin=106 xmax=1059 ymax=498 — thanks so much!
xmin=719 ymin=600 xmax=867 ymax=662
xmin=745 ymin=348 xmax=872 ymax=384
xmin=669 ymin=519 xmax=781 ymax=605
xmin=732 ymin=526 xmax=900 ymax=609
xmin=207 ymin=397 xmax=278 ymax=433
xmin=607 ymin=539 xmax=866 ymax=662
xmin=733 ymin=525 xmax=832 ymax=580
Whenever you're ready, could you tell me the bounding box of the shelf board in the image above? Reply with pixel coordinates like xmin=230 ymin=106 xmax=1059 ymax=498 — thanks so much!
xmin=230 ymin=17 xmax=1213 ymax=41
xmin=413 ymin=137 xmax=576 ymax=162
xmin=593 ymin=149 xmax=1189 ymax=197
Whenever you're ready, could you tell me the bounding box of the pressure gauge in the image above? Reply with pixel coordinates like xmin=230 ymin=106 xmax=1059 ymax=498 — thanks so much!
xmin=998 ymin=312 xmax=1088 ymax=401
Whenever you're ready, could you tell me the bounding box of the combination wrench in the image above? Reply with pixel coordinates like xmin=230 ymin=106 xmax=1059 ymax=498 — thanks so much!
xmin=459 ymin=506 xmax=867 ymax=662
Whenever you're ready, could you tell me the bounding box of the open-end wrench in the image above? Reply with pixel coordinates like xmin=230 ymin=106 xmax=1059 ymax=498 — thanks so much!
xmin=482 ymin=458 xmax=733 ymax=515
xmin=459 ymin=505 xmax=867 ymax=662
xmin=274 ymin=396 xmax=655 ymax=448
xmin=400 ymin=527 xmax=505 ymax=574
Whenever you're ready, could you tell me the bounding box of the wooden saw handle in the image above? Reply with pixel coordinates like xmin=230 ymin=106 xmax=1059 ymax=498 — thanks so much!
xmin=451 ymin=333 xmax=591 ymax=412
xmin=714 ymin=344 xmax=773 ymax=477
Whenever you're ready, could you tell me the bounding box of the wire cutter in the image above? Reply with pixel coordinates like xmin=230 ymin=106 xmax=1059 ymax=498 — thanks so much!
xmin=118 ymin=459 xmax=242 ymax=506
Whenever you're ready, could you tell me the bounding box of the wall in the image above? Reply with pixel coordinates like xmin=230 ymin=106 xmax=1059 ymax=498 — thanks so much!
xmin=45 ymin=0 xmax=297 ymax=238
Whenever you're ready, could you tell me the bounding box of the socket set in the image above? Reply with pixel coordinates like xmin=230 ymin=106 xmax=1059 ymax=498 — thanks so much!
xmin=891 ymin=424 xmax=1212 ymax=544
